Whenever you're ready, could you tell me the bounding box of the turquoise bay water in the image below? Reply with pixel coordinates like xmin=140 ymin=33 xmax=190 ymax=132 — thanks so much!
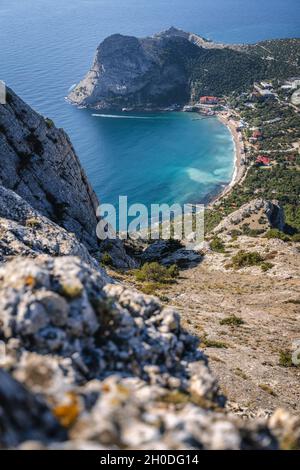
xmin=71 ymin=110 xmax=234 ymax=208
xmin=0 ymin=0 xmax=299 ymax=209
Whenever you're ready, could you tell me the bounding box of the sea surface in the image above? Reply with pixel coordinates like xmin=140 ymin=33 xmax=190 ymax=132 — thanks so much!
xmin=0 ymin=0 xmax=299 ymax=210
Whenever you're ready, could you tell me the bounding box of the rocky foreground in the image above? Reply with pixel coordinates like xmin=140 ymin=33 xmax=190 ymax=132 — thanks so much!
xmin=1 ymin=254 xmax=299 ymax=450
xmin=0 ymin=88 xmax=300 ymax=449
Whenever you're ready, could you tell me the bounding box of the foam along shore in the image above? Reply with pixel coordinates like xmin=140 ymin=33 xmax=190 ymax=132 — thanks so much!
xmin=208 ymin=112 xmax=246 ymax=207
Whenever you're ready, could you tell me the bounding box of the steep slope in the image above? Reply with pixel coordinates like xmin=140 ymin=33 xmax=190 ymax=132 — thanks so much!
xmin=0 ymin=185 xmax=101 ymax=268
xmin=0 ymin=87 xmax=99 ymax=250
xmin=166 ymin=237 xmax=300 ymax=416
xmin=154 ymin=202 xmax=300 ymax=415
xmin=0 ymin=87 xmax=135 ymax=268
xmin=68 ymin=28 xmax=300 ymax=110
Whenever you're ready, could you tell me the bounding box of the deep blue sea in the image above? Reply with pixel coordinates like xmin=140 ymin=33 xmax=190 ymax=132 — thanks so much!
xmin=0 ymin=0 xmax=299 ymax=209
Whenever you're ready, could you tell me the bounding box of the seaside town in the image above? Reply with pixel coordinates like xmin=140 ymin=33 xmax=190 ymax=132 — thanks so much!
xmin=185 ymin=77 xmax=300 ymax=171
xmin=181 ymin=78 xmax=300 ymax=237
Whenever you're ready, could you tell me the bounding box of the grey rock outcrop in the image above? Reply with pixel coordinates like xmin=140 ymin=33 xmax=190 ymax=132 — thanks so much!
xmin=213 ymin=199 xmax=285 ymax=236
xmin=0 ymin=185 xmax=98 ymax=266
xmin=141 ymin=240 xmax=202 ymax=268
xmin=141 ymin=239 xmax=183 ymax=262
xmin=68 ymin=28 xmax=299 ymax=111
xmin=160 ymin=248 xmax=202 ymax=268
xmin=0 ymin=87 xmax=99 ymax=250
xmin=1 ymin=255 xmax=298 ymax=450
xmin=0 ymin=87 xmax=135 ymax=268
xmin=99 ymin=237 xmax=138 ymax=270
xmin=1 ymin=87 xmax=299 ymax=450
xmin=68 ymin=30 xmax=195 ymax=110
xmin=0 ymin=256 xmax=208 ymax=387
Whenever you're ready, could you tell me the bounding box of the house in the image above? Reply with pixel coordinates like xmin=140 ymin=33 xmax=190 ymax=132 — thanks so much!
xmin=250 ymin=91 xmax=261 ymax=102
xmin=237 ymin=120 xmax=247 ymax=129
xmin=253 ymin=84 xmax=276 ymax=100
xmin=200 ymin=96 xmax=219 ymax=105
xmin=260 ymin=81 xmax=273 ymax=90
xmin=252 ymin=130 xmax=263 ymax=140
xmin=291 ymin=79 xmax=300 ymax=89
xmin=286 ymin=154 xmax=297 ymax=162
xmin=256 ymin=155 xmax=271 ymax=166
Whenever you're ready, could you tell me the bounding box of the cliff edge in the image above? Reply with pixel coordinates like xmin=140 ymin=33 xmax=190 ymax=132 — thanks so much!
xmin=0 ymin=87 xmax=135 ymax=268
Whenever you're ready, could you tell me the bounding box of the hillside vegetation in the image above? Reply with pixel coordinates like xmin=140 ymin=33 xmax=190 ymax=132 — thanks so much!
xmin=190 ymin=39 xmax=300 ymax=99
xmin=68 ymin=31 xmax=300 ymax=110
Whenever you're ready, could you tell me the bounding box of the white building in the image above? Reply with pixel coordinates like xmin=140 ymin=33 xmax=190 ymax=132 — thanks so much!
xmin=292 ymin=79 xmax=300 ymax=89
xmin=260 ymin=81 xmax=273 ymax=90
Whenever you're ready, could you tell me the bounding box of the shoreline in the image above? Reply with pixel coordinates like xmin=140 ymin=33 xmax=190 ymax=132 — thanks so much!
xmin=206 ymin=112 xmax=245 ymax=208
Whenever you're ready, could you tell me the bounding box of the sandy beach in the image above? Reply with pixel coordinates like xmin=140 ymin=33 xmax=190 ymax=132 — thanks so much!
xmin=207 ymin=112 xmax=246 ymax=208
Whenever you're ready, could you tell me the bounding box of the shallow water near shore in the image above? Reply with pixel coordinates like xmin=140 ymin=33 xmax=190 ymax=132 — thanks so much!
xmin=1 ymin=0 xmax=298 ymax=210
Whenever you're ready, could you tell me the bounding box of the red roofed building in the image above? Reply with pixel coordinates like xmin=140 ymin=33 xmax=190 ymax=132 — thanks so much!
xmin=256 ymin=155 xmax=271 ymax=166
xmin=200 ymin=96 xmax=219 ymax=105
xmin=252 ymin=130 xmax=263 ymax=140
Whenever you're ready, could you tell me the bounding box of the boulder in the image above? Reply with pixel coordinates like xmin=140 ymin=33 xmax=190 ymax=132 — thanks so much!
xmin=0 ymin=185 xmax=98 ymax=267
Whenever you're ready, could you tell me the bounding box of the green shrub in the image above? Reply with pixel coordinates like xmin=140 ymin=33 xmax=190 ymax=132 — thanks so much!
xmin=260 ymin=262 xmax=274 ymax=272
xmin=241 ymin=223 xmax=264 ymax=237
xmin=202 ymin=336 xmax=228 ymax=349
xmin=167 ymin=264 xmax=180 ymax=279
xmin=101 ymin=252 xmax=113 ymax=266
xmin=25 ymin=217 xmax=41 ymax=229
xmin=259 ymin=384 xmax=277 ymax=396
xmin=45 ymin=117 xmax=55 ymax=129
xmin=258 ymin=216 xmax=267 ymax=225
xmin=210 ymin=237 xmax=225 ymax=253
xmin=279 ymin=350 xmax=293 ymax=368
xmin=231 ymin=250 xmax=264 ymax=269
xmin=278 ymin=350 xmax=299 ymax=368
xmin=140 ymin=282 xmax=161 ymax=295
xmin=265 ymin=229 xmax=290 ymax=242
xmin=134 ymin=262 xmax=178 ymax=283
xmin=291 ymin=233 xmax=300 ymax=242
xmin=220 ymin=315 xmax=244 ymax=326
xmin=230 ymin=229 xmax=242 ymax=240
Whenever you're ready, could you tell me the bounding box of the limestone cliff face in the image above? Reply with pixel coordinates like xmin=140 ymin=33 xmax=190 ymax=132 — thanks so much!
xmin=68 ymin=29 xmax=199 ymax=110
xmin=0 ymin=87 xmax=136 ymax=268
xmin=0 ymin=87 xmax=99 ymax=250
xmin=0 ymin=185 xmax=103 ymax=269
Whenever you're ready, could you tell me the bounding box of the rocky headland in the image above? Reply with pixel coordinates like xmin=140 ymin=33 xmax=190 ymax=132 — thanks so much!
xmin=68 ymin=27 xmax=300 ymax=111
